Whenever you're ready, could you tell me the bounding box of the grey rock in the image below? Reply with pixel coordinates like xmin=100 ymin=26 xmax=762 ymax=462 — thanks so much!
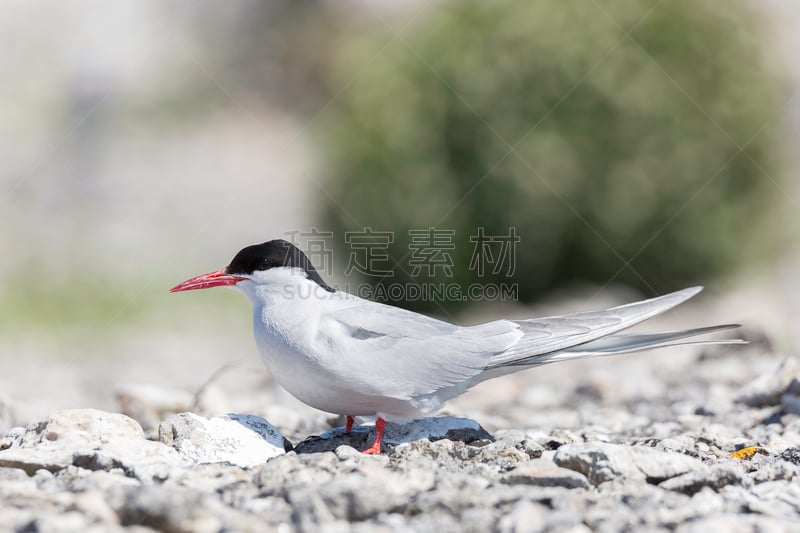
xmin=757 ymin=478 xmax=800 ymax=509
xmin=0 ymin=480 xmax=121 ymax=531
xmin=539 ymin=428 xmax=582 ymax=449
xmin=781 ymin=393 xmax=800 ymax=415
xmin=502 ymin=459 xmax=591 ymax=489
xmin=656 ymin=434 xmax=697 ymax=455
xmin=736 ymin=358 xmax=798 ymax=407
xmin=0 ymin=426 xmax=24 ymax=451
xmin=177 ymin=468 xmax=261 ymax=516
xmin=654 ymin=488 xmax=725 ymax=527
xmin=251 ymin=451 xmax=340 ymax=492
xmin=747 ymin=453 xmax=799 ymax=483
xmin=108 ymin=484 xmax=262 ymax=532
xmin=159 ymin=412 xmax=289 ymax=467
xmin=580 ymin=479 xmax=690 ymax=524
xmin=776 ymin=446 xmax=800 ymax=465
xmin=660 ymin=463 xmax=744 ymax=495
xmin=745 ymin=480 xmax=800 ymax=518
xmin=413 ymin=471 xmax=564 ymax=519
xmin=294 ymin=416 xmax=493 ymax=454
xmin=494 ymin=431 xmax=547 ymax=458
xmin=388 ymin=436 xmax=530 ymax=475
xmin=786 ymin=377 xmax=800 ymax=396
xmin=286 ymin=463 xmax=435 ymax=522
xmin=690 ymin=424 xmax=750 ymax=456
xmin=554 ymin=442 xmax=704 ymax=485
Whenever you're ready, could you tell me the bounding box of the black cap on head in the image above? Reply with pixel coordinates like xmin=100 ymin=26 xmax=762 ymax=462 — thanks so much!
xmin=225 ymin=239 xmax=335 ymax=292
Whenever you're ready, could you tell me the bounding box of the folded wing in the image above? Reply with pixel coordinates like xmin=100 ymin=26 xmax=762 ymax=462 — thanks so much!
xmin=316 ymin=286 xmax=742 ymax=402
xmin=316 ymin=302 xmax=521 ymax=399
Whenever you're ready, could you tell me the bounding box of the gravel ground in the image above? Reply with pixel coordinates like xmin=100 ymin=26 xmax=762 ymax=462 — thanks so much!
xmin=1 ymin=328 xmax=799 ymax=532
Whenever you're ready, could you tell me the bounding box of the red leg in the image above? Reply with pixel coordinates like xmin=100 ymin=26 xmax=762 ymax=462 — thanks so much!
xmin=362 ymin=417 xmax=385 ymax=455
xmin=345 ymin=415 xmax=354 ymax=434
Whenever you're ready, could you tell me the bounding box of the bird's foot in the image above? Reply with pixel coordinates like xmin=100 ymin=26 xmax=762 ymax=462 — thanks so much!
xmin=345 ymin=415 xmax=355 ymax=434
xmin=362 ymin=443 xmax=381 ymax=455
xmin=361 ymin=417 xmax=386 ymax=455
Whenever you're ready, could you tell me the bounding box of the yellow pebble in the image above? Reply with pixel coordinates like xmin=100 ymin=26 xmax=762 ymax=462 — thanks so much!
xmin=729 ymin=446 xmax=758 ymax=460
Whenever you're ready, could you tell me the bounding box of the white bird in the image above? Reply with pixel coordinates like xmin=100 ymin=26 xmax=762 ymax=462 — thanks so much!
xmin=171 ymin=239 xmax=744 ymax=454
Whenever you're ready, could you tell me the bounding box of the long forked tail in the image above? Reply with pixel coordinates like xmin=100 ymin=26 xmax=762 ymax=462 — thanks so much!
xmin=487 ymin=286 xmax=745 ymax=370
xmin=535 ymin=323 xmax=745 ymax=365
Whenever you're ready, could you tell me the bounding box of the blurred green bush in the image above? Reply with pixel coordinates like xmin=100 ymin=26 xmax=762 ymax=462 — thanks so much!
xmin=317 ymin=0 xmax=786 ymax=311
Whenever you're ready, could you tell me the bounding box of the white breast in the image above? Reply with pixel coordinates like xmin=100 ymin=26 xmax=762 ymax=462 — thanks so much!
xmin=243 ymin=270 xmax=423 ymax=418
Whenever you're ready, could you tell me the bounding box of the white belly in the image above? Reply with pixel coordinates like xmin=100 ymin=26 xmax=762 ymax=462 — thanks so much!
xmin=252 ymin=313 xmax=420 ymax=418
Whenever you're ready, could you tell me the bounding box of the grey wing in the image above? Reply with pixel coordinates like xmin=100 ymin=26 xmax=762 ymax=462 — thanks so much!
xmin=316 ymin=286 xmax=714 ymax=400
xmin=317 ymin=301 xmax=522 ymax=399
xmin=487 ymin=286 xmax=705 ymax=368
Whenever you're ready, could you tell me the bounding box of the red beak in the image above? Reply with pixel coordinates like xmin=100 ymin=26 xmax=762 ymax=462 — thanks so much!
xmin=169 ymin=269 xmax=246 ymax=293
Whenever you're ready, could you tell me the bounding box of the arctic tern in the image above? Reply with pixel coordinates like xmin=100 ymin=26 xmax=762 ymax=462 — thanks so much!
xmin=171 ymin=239 xmax=744 ymax=454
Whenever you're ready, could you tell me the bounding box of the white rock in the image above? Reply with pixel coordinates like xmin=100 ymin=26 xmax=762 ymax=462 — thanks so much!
xmin=334 ymin=445 xmax=362 ymax=461
xmin=627 ymin=446 xmax=707 ymax=480
xmin=554 ymin=442 xmax=645 ymax=485
xmin=159 ymin=412 xmax=288 ymax=468
xmin=0 ymin=409 xmax=187 ymax=480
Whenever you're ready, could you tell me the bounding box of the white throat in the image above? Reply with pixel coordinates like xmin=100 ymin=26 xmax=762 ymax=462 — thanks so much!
xmin=235 ymin=266 xmax=337 ymax=308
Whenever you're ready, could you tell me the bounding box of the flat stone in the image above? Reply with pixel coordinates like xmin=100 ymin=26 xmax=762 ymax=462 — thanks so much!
xmin=159 ymin=412 xmax=289 ymax=467
xmin=659 ymin=464 xmax=744 ymax=495
xmin=293 ymin=416 xmax=493 ymax=454
xmin=627 ymin=446 xmax=707 ymax=482
xmin=554 ymin=442 xmax=705 ymax=485
xmin=502 ymin=459 xmax=591 ymax=489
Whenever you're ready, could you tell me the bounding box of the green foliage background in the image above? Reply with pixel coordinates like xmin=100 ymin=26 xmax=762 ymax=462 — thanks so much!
xmin=317 ymin=0 xmax=786 ymax=311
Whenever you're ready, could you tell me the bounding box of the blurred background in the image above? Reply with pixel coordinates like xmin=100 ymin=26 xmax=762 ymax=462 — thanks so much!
xmin=1 ymin=0 xmax=798 ymax=436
